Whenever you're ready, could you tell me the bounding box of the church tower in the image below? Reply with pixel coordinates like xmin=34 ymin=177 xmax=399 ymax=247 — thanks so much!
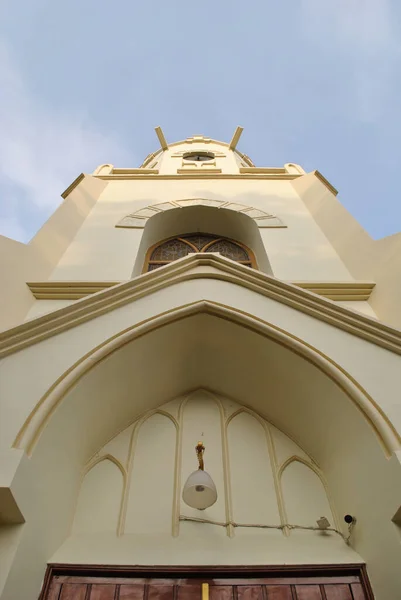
xmin=1 ymin=128 xmax=401 ymax=600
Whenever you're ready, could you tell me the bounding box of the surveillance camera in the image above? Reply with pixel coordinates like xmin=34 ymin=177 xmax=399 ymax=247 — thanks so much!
xmin=344 ymin=514 xmax=355 ymax=524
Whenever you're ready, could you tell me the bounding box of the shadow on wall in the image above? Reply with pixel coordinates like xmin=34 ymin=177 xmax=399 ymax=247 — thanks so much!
xmin=131 ymin=205 xmax=273 ymax=276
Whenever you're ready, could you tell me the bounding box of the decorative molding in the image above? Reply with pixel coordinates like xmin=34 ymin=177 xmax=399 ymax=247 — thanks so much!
xmin=115 ymin=198 xmax=286 ymax=229
xmin=2 ymin=253 xmax=399 ymax=359
xmin=176 ymin=168 xmax=222 ymax=174
xmin=61 ymin=173 xmax=85 ymax=199
xmin=292 ymin=281 xmax=375 ymax=301
xmin=112 ymin=168 xmax=159 ymax=175
xmin=239 ymin=167 xmax=287 ymax=174
xmin=94 ymin=173 xmax=302 ymax=181
xmin=27 ymin=281 xmax=120 ymax=300
xmin=26 ymin=279 xmax=376 ymax=301
xmin=313 ymin=170 xmax=338 ymax=196
xmin=12 ymin=296 xmax=400 ymax=457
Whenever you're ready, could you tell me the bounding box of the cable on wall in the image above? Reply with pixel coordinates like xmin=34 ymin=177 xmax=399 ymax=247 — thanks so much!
xmin=179 ymin=515 xmax=355 ymax=545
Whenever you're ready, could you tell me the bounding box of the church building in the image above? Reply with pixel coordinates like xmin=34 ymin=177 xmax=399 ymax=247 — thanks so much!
xmin=1 ymin=128 xmax=401 ymax=600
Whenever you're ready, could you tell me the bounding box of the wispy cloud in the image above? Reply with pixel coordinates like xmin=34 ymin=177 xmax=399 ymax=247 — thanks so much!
xmin=0 ymin=40 xmax=135 ymax=242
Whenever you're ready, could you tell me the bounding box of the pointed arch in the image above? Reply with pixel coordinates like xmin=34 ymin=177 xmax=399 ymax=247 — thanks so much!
xmin=13 ymin=301 xmax=400 ymax=458
xmin=278 ymin=455 xmax=339 ymax=530
xmin=73 ymin=454 xmax=126 ymax=536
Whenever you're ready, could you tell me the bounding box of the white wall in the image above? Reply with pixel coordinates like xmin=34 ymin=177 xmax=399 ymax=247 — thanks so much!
xmin=55 ymin=392 xmax=352 ymax=566
xmin=46 ymin=145 xmax=355 ymax=283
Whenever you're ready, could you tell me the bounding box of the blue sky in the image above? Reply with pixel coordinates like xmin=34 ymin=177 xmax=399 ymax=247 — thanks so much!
xmin=0 ymin=0 xmax=400 ymax=242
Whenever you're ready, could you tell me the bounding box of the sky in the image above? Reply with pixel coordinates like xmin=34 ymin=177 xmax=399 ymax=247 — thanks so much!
xmin=0 ymin=0 xmax=401 ymax=242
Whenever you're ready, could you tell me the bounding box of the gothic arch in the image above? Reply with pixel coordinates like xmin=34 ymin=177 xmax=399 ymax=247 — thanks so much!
xmin=116 ymin=198 xmax=286 ymax=229
xmin=13 ymin=301 xmax=400 ymax=458
xmin=278 ymin=455 xmax=340 ymax=531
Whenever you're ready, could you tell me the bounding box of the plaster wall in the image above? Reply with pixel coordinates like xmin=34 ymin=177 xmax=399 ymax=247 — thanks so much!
xmin=54 ymin=392 xmax=348 ymax=565
xmin=2 ymin=274 xmax=400 ymax=457
xmin=47 ymin=177 xmax=354 ymax=283
xmin=292 ymin=173 xmax=401 ymax=327
xmin=0 ymin=176 xmax=107 ymax=331
xmin=1 ymin=286 xmax=401 ymax=598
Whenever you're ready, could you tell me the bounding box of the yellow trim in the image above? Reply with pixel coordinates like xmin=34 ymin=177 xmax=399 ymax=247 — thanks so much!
xmin=155 ymin=126 xmax=169 ymax=150
xmin=313 ymin=170 xmax=338 ymax=196
xmin=26 ymin=279 xmax=375 ymax=301
xmin=176 ymin=168 xmax=222 ymax=174
xmin=112 ymin=168 xmax=159 ymax=175
xmin=0 ymin=254 xmax=394 ymax=357
xmin=202 ymin=583 xmax=209 ymax=600
xmin=27 ymin=281 xmax=120 ymax=300
xmin=240 ymin=167 xmax=287 ymax=174
xmin=95 ymin=173 xmax=301 ymax=181
xmin=61 ymin=173 xmax=85 ymax=199
xmin=228 ymin=126 xmax=244 ymax=150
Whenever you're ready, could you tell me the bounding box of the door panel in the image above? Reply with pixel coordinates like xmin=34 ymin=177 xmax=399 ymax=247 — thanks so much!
xmin=237 ymin=585 xmax=264 ymax=600
xmin=265 ymin=587 xmax=293 ymax=600
xmin=294 ymin=586 xmax=322 ymax=600
xmin=59 ymin=584 xmax=88 ymax=600
xmin=40 ymin=569 xmax=372 ymax=600
xmin=120 ymin=586 xmax=146 ymax=600
xmin=324 ymin=584 xmax=353 ymax=599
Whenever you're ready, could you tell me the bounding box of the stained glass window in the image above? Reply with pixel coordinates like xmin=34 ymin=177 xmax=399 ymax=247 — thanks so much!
xmin=146 ymin=234 xmax=254 ymax=272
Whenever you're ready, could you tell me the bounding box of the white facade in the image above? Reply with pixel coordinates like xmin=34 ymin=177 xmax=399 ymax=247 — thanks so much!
xmin=1 ymin=132 xmax=401 ymax=599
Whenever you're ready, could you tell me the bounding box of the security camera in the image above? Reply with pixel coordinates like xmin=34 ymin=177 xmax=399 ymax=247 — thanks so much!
xmin=344 ymin=514 xmax=355 ymax=524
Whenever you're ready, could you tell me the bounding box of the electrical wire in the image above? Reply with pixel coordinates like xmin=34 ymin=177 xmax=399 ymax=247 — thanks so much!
xmin=179 ymin=515 xmax=354 ymax=544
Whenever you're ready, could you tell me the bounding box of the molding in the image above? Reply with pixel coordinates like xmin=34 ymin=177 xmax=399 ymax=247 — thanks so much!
xmin=13 ymin=298 xmax=400 ymax=459
xmin=0 ymin=253 xmax=398 ymax=358
xmin=292 ymin=281 xmax=375 ymax=301
xmin=26 ymin=279 xmax=376 ymax=301
xmin=61 ymin=173 xmax=85 ymax=199
xmin=94 ymin=173 xmax=302 ymax=181
xmin=177 ymin=168 xmax=222 ymax=174
xmin=313 ymin=170 xmax=338 ymax=196
xmin=116 ymin=198 xmax=286 ymax=229
xmin=239 ymin=167 xmax=287 ymax=174
xmin=112 ymin=168 xmax=159 ymax=175
xmin=27 ymin=281 xmax=120 ymax=300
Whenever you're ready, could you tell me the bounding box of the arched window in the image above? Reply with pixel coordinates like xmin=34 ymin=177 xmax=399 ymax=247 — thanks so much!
xmin=145 ymin=233 xmax=255 ymax=272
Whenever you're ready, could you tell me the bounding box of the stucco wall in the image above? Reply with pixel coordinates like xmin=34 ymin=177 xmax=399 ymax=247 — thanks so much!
xmin=47 ymin=177 xmax=354 ymax=282
xmin=50 ymin=392 xmax=354 ymax=566
xmin=0 ymin=176 xmax=107 ymax=331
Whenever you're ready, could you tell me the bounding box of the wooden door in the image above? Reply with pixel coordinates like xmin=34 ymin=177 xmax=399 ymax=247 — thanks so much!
xmin=40 ymin=566 xmax=374 ymax=600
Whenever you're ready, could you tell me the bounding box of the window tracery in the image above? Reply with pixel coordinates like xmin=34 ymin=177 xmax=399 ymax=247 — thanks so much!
xmin=146 ymin=233 xmax=254 ymax=272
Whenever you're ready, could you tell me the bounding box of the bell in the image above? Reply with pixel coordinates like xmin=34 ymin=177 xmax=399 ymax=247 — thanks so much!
xmin=182 ymin=469 xmax=217 ymax=510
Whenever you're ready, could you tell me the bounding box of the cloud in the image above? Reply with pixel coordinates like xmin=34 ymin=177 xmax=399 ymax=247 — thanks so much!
xmin=0 ymin=39 xmax=135 ymax=242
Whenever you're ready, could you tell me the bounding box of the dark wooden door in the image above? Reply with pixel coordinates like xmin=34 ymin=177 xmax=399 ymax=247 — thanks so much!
xmin=40 ymin=566 xmax=373 ymax=600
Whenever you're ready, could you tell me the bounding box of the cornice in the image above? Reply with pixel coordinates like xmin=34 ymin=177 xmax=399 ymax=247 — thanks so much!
xmin=27 ymin=281 xmax=119 ymax=300
xmin=26 ymin=279 xmax=376 ymax=301
xmin=1 ymin=254 xmax=398 ymax=357
xmin=292 ymin=281 xmax=375 ymax=301
xmin=94 ymin=173 xmax=302 ymax=181
xmin=5 ymin=258 xmax=399 ymax=357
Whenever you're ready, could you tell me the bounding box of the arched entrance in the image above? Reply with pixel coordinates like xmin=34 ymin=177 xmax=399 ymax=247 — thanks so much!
xmin=3 ymin=303 xmax=400 ymax=599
